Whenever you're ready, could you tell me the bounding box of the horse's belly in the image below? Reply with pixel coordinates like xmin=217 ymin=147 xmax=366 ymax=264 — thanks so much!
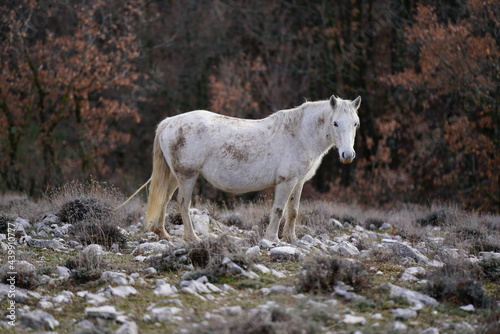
xmin=201 ymin=165 xmax=274 ymax=194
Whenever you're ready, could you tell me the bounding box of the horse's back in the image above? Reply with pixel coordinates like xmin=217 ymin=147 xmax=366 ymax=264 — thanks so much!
xmin=157 ymin=110 xmax=283 ymax=191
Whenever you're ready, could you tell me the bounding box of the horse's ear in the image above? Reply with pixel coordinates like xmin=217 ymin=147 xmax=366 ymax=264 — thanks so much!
xmin=329 ymin=95 xmax=336 ymax=109
xmin=352 ymin=96 xmax=361 ymax=111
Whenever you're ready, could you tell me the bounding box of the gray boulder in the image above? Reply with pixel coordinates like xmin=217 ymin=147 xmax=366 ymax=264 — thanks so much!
xmin=21 ymin=310 xmax=59 ymax=330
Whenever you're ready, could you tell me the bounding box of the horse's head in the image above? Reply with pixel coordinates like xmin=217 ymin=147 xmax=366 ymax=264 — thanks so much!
xmin=330 ymin=95 xmax=361 ymax=164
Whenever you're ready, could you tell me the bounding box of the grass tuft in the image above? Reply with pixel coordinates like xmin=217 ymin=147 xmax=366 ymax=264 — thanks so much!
xmin=297 ymin=255 xmax=371 ymax=294
xmin=66 ymin=248 xmax=108 ymax=283
xmin=425 ymin=260 xmax=491 ymax=308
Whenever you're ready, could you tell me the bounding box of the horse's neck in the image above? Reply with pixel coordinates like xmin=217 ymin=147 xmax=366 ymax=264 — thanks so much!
xmin=299 ymin=102 xmax=335 ymax=155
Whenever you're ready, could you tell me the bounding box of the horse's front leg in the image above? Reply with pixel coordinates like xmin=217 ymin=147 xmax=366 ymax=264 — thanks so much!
xmin=264 ymin=180 xmax=297 ymax=242
xmin=282 ymin=182 xmax=304 ymax=244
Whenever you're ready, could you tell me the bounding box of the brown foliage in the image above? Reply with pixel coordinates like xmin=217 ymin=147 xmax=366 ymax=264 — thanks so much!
xmin=0 ymin=0 xmax=141 ymax=193
xmin=384 ymin=1 xmax=499 ymax=211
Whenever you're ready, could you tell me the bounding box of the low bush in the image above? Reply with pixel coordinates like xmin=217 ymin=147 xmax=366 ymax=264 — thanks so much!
xmin=0 ymin=211 xmax=16 ymax=234
xmin=416 ymin=210 xmax=448 ymax=226
xmin=49 ymin=180 xmax=133 ymax=249
xmin=187 ymin=305 xmax=322 ymax=334
xmin=479 ymin=257 xmax=500 ymax=283
xmin=297 ymin=255 xmax=371 ymax=294
xmin=425 ymin=260 xmax=491 ymax=308
xmin=66 ymin=248 xmax=108 ymax=283
xmin=149 ymin=234 xmax=250 ymax=281
xmin=69 ymin=220 xmax=127 ymax=248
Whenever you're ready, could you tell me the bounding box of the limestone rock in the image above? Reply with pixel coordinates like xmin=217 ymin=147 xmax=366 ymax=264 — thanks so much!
xmin=21 ymin=310 xmax=59 ymax=330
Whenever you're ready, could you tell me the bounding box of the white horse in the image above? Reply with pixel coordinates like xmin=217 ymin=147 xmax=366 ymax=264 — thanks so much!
xmin=124 ymin=95 xmax=361 ymax=242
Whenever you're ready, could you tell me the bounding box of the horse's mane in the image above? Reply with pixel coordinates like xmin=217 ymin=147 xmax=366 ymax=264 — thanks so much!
xmin=267 ymin=98 xmax=354 ymax=133
xmin=268 ymin=105 xmax=304 ymax=130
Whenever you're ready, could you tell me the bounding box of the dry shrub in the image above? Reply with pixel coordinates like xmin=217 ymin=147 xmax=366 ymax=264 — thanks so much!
xmin=69 ymin=220 xmax=127 ymax=248
xmin=445 ymin=212 xmax=500 ymax=254
xmin=0 ymin=260 xmax=41 ymax=290
xmin=150 ymin=234 xmax=250 ymax=281
xmin=187 ymin=305 xmax=323 ymax=334
xmin=479 ymin=257 xmax=500 ymax=283
xmin=416 ymin=210 xmax=448 ymax=227
xmin=297 ymin=255 xmax=371 ymax=294
xmin=369 ymin=246 xmax=399 ymax=263
xmin=425 ymin=260 xmax=491 ymax=308
xmin=0 ymin=211 xmax=15 ymax=234
xmin=49 ymin=180 xmax=133 ymax=249
xmin=65 ymin=248 xmax=108 ymax=283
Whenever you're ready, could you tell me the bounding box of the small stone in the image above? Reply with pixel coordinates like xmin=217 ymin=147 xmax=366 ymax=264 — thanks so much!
xmin=219 ymin=305 xmax=243 ymax=316
xmin=16 ymin=217 xmax=32 ymax=228
xmin=53 ymin=290 xmax=74 ymax=304
xmin=259 ymin=239 xmax=275 ymax=248
xmin=21 ymin=310 xmax=59 ymax=330
xmin=381 ymin=239 xmax=430 ymax=265
xmin=392 ymin=308 xmax=417 ymax=319
xmin=27 ymin=238 xmax=63 ymax=250
xmin=149 ymin=306 xmax=182 ymax=322
xmin=404 ymin=266 xmax=426 ymax=277
xmin=116 ymin=321 xmax=139 ymax=334
xmin=270 ymin=269 xmax=286 ymax=278
xmin=85 ymin=305 xmax=122 ymax=319
xmin=246 ymin=245 xmax=261 ymax=257
xmin=301 ymin=235 xmax=316 ymax=244
xmin=334 ymin=287 xmax=365 ymax=301
xmin=479 ymin=251 xmax=500 ymax=260
xmin=392 ymin=321 xmax=407 ymax=331
xmin=143 ymin=267 xmax=158 ymax=276
xmin=342 ymin=314 xmax=366 ymax=325
xmin=107 ymin=286 xmax=138 ymax=298
xmin=399 ymin=273 xmax=419 ymax=282
xmin=270 ymin=246 xmax=300 ymax=261
xmin=252 ymin=264 xmax=271 ymax=274
xmin=419 ymin=327 xmax=440 ymax=334
xmin=460 ymin=304 xmax=475 ymax=312
xmin=55 ymin=266 xmax=71 ymax=280
xmin=330 ymin=219 xmax=343 ymax=228
xmin=331 ymin=241 xmax=360 ymax=256
xmin=379 ymin=223 xmax=392 ymax=230
xmin=154 ymin=283 xmax=178 ymax=296
xmin=379 ymin=283 xmax=438 ymax=310
xmin=131 ymin=241 xmax=169 ymax=255
xmin=83 ymin=292 xmax=108 ymax=305
xmin=37 ymin=300 xmax=55 ymax=309
xmin=190 ymin=208 xmax=211 ymax=236
xmin=101 ymin=271 xmax=132 ymax=285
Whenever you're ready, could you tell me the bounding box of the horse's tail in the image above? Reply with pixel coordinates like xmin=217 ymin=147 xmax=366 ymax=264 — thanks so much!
xmin=116 ymin=178 xmax=151 ymax=209
xmin=144 ymin=121 xmax=171 ymax=231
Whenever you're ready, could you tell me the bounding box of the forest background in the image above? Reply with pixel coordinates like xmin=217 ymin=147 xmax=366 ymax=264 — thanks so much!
xmin=0 ymin=0 xmax=498 ymax=212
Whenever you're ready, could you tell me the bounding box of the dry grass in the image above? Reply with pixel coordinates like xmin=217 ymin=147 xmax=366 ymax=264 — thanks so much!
xmin=1 ymin=186 xmax=499 ymax=333
xmin=297 ymin=255 xmax=371 ymax=294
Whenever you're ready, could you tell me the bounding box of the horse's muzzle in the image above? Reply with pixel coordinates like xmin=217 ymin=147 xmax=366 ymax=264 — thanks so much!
xmin=340 ymin=151 xmax=355 ymax=164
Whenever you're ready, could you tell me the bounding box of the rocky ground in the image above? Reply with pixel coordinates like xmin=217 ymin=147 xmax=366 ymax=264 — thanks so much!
xmin=0 ymin=192 xmax=499 ymax=334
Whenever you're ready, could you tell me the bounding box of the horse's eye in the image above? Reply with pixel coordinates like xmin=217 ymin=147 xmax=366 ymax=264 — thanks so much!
xmin=334 ymin=122 xmax=338 ymax=127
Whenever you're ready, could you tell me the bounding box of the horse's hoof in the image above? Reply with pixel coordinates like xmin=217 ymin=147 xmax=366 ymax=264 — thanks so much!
xmin=184 ymin=235 xmax=201 ymax=243
xmin=283 ymin=236 xmax=298 ymax=244
xmin=153 ymin=229 xmax=172 ymax=240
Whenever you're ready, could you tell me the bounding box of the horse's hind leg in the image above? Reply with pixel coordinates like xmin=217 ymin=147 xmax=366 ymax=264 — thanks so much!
xmin=151 ymin=175 xmax=178 ymax=239
xmin=264 ymin=180 xmax=297 ymax=242
xmin=176 ymin=175 xmax=201 ymax=242
xmin=282 ymin=182 xmax=304 ymax=244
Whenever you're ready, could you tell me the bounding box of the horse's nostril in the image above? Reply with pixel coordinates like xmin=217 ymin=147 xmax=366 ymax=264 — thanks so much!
xmin=342 ymin=152 xmax=345 ymax=159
